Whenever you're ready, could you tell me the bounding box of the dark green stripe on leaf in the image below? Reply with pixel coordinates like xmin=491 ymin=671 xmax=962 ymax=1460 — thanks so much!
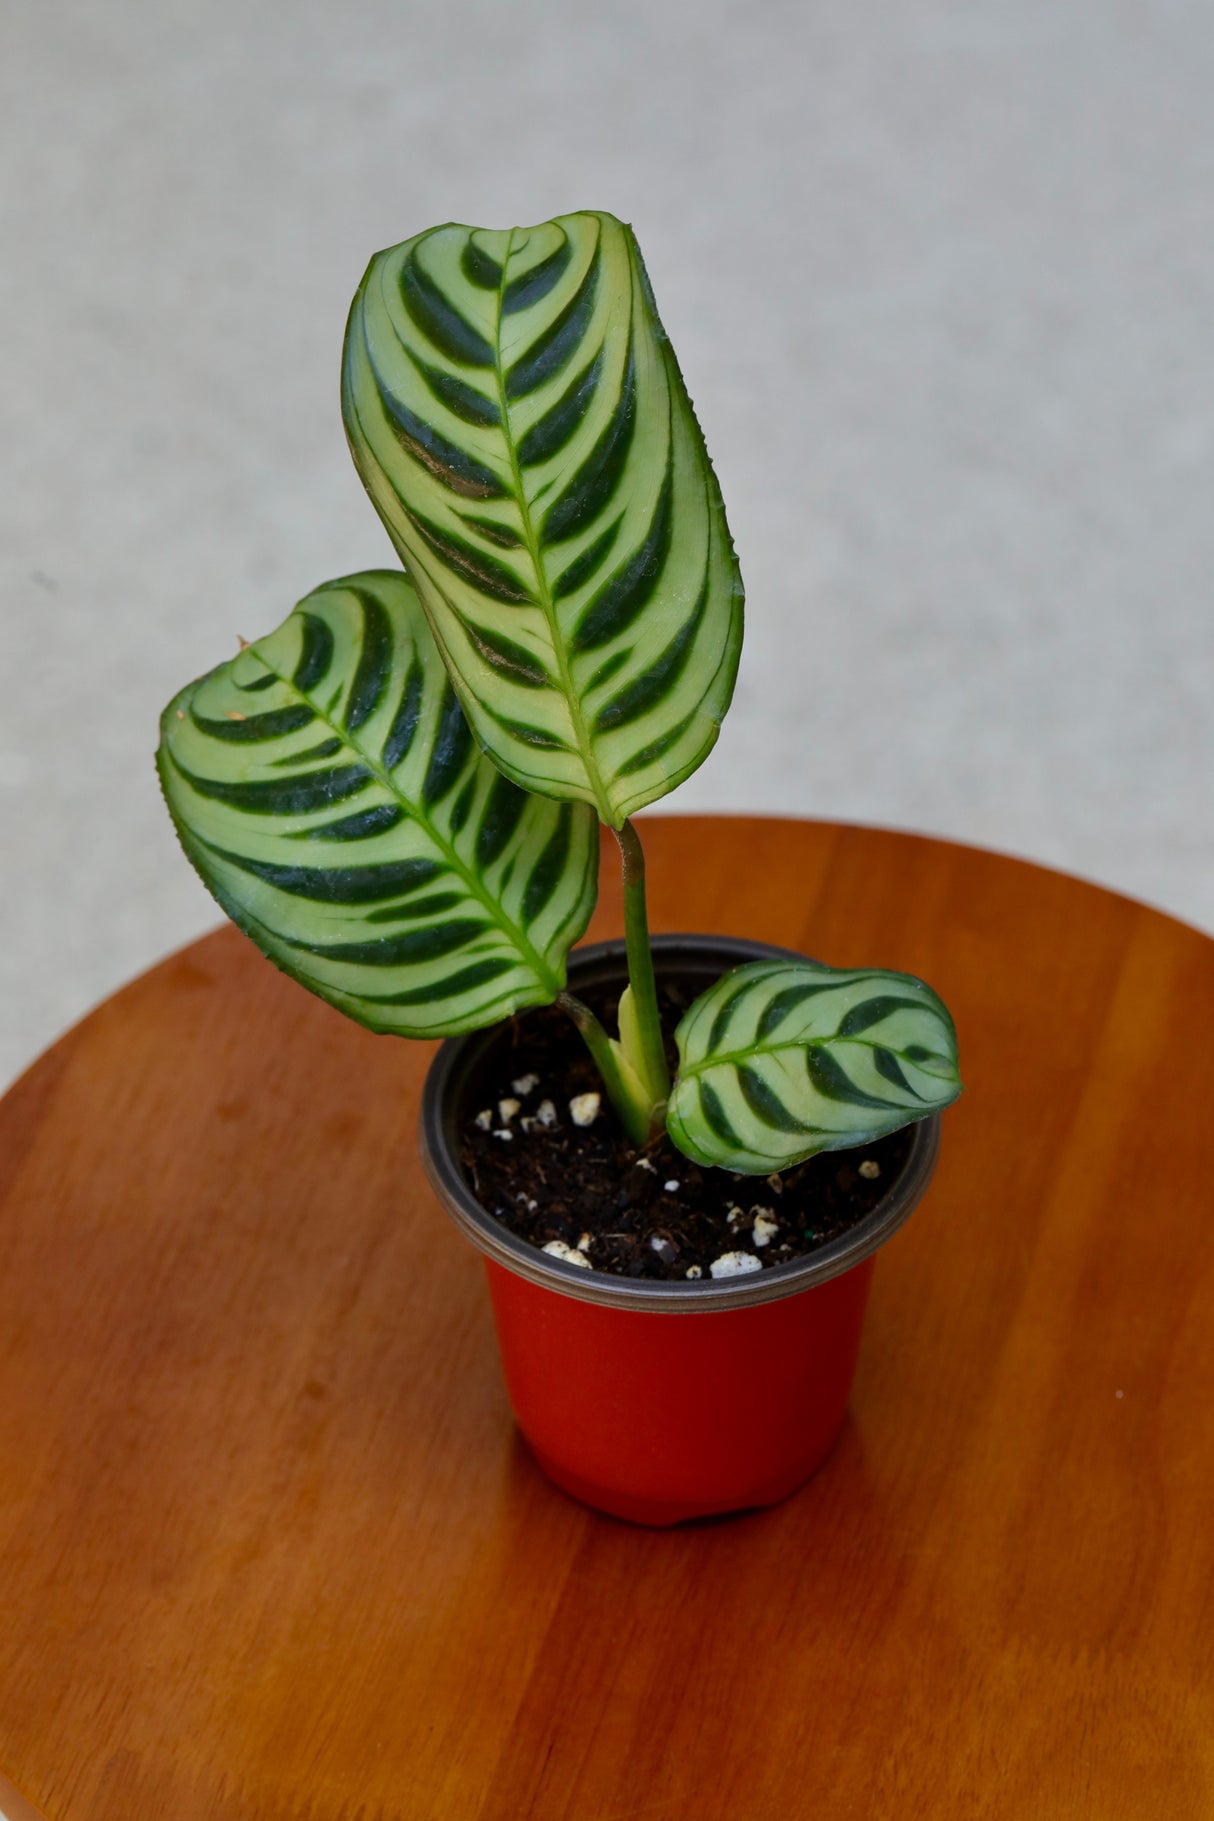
xmin=293 ymin=803 xmax=405 ymax=841
xmin=363 ymin=956 xmax=515 ymax=1005
xmin=172 ymin=757 xmax=371 ymax=817
xmin=293 ymin=613 xmax=334 ymax=692
xmin=422 ymin=686 xmax=475 ymax=805
xmin=552 ymin=515 xmax=623 ymax=600
xmin=191 ymin=705 xmax=316 ymax=743
xmin=458 ymin=512 xmax=522 ymax=549
xmin=400 ymin=246 xmax=493 ymax=367
xmin=873 ymin=1048 xmax=924 ymax=1096
xmin=344 ymin=589 xmax=394 ymax=732
xmin=517 ymin=352 xmax=603 ymax=468
xmin=289 ymin=918 xmax=486 ymax=966
xmin=698 ymin=1078 xmax=743 ymax=1148
xmin=506 ymin=244 xmax=601 ymax=400
xmin=409 ymin=353 xmax=500 ymax=428
xmin=616 ymin=707 xmax=698 ymax=777
xmin=503 ymin=235 xmax=572 ymax=314
xmin=382 ymin=661 xmax=425 ymax=769
xmin=737 ymin=1065 xmax=817 ymax=1132
xmin=594 ymin=554 xmax=708 ymax=730
xmin=586 ymin=649 xmax=630 ymax=693
xmin=756 ymin=981 xmax=840 ymax=1040
xmin=804 ymin=1048 xmax=901 ymax=1110
xmin=461 ymin=617 xmax=551 ymax=688
xmin=475 ymin=771 xmax=528 ymax=870
xmin=573 ymin=458 xmax=673 ymax=653
xmin=404 ymin=505 xmax=531 ymax=605
xmin=377 ymin=383 xmax=504 ymax=500
xmin=541 ymin=335 xmax=636 ymax=546
xmin=205 ymin=849 xmax=440 ymax=904
xmin=483 ymin=708 xmax=571 ymax=751
xmin=706 ymin=974 xmax=766 ymax=1053
xmin=836 ymin=994 xmax=926 ymax=1038
xmin=364 ymin=890 xmax=465 ymax=923
xmin=448 ymin=775 xmax=477 ymax=835
xmin=522 ymin=807 xmax=572 ymax=922
xmin=272 ymin=736 xmax=343 ymax=766
xmin=461 ymin=239 xmax=503 ymax=290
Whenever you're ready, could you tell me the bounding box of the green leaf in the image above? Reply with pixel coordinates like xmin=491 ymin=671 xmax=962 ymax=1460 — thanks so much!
xmin=666 ymin=960 xmax=961 ymax=1174
xmin=157 ymin=570 xmax=599 ymax=1038
xmin=342 ymin=211 xmax=744 ymax=829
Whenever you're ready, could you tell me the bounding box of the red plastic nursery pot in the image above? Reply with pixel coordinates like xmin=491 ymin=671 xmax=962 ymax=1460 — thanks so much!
xmin=420 ymin=936 xmax=941 ymax=1527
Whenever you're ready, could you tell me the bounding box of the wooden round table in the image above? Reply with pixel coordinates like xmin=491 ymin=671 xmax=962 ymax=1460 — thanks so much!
xmin=2 ymin=817 xmax=1212 ymax=1820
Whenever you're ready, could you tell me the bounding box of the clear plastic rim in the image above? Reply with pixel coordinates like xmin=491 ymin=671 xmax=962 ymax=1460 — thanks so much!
xmin=419 ymin=934 xmax=941 ymax=1314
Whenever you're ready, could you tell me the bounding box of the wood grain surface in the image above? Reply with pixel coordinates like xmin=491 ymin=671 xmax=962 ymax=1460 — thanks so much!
xmin=1 ymin=816 xmax=1212 ymax=1820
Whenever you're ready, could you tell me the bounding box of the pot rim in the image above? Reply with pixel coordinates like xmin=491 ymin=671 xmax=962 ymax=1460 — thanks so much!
xmin=419 ymin=933 xmax=941 ymax=1314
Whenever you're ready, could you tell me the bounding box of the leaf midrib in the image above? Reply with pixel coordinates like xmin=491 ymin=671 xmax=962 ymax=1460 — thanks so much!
xmin=493 ymin=224 xmax=615 ymax=827
xmin=242 ymin=646 xmax=562 ymax=995
xmin=678 ymin=1033 xmax=946 ymax=1081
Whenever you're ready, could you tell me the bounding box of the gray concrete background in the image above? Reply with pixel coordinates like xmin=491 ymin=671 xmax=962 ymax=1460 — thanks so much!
xmin=2 ymin=0 xmax=1212 ymax=1094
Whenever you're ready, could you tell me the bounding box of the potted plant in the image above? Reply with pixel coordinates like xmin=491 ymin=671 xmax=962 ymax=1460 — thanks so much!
xmin=158 ymin=210 xmax=961 ymax=1525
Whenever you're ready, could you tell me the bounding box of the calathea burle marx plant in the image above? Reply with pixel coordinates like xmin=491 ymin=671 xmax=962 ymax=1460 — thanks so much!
xmin=158 ymin=211 xmax=961 ymax=1180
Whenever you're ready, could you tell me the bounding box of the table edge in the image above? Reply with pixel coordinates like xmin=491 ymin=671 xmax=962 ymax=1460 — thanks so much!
xmin=0 ymin=1766 xmax=52 ymax=1821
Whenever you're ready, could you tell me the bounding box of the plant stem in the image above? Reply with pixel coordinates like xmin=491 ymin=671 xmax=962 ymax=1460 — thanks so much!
xmin=614 ymin=820 xmax=672 ymax=1105
xmin=557 ymin=992 xmax=652 ymax=1148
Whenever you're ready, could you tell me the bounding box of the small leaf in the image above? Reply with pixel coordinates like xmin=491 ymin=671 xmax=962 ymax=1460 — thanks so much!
xmin=666 ymin=960 xmax=961 ymax=1174
xmin=617 ymin=982 xmax=665 ymax=1107
xmin=158 ymin=570 xmax=598 ymax=1038
xmin=605 ymin=1035 xmax=655 ymax=1122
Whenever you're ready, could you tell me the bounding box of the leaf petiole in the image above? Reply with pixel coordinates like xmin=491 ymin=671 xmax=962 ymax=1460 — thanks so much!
xmin=614 ymin=820 xmax=672 ymax=1111
xmin=557 ymin=992 xmax=658 ymax=1148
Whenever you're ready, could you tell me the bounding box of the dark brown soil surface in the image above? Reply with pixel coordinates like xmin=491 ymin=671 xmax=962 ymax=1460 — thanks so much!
xmin=460 ymin=978 xmax=914 ymax=1282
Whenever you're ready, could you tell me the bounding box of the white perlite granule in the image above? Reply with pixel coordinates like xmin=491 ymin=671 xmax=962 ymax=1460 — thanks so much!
xmin=497 ymin=1097 xmax=520 ymax=1124
xmin=542 ymin=1240 xmax=592 ymax=1269
xmin=859 ymin=1160 xmax=881 ymax=1179
xmin=709 ymin=1251 xmax=762 ymax=1278
xmin=752 ymin=1213 xmax=780 ymax=1248
xmin=512 ymin=1073 xmax=540 ymax=1096
xmin=569 ymin=1092 xmax=601 ymax=1127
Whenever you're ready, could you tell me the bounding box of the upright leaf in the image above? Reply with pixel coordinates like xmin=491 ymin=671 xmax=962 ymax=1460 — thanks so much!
xmin=342 ymin=211 xmax=743 ymax=828
xmin=666 ymin=960 xmax=961 ymax=1174
xmin=157 ymin=571 xmax=598 ymax=1037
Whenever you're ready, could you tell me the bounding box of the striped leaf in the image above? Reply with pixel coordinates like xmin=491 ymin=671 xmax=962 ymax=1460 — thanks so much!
xmin=666 ymin=960 xmax=961 ymax=1174
xmin=342 ymin=211 xmax=743 ymax=829
xmin=157 ymin=571 xmax=598 ymax=1038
